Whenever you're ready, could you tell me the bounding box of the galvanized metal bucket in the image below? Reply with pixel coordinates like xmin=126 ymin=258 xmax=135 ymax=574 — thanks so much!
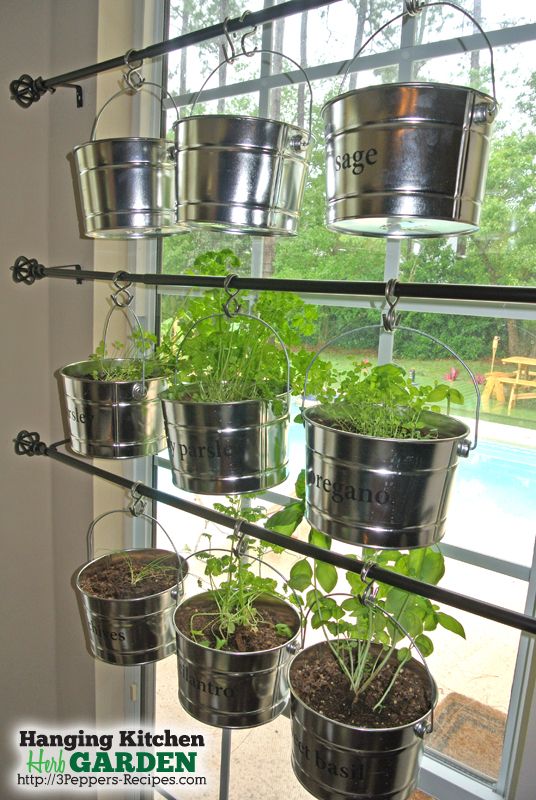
xmin=60 ymin=295 xmax=167 ymax=459
xmin=175 ymin=589 xmax=300 ymax=728
xmin=76 ymin=509 xmax=187 ymax=666
xmin=174 ymin=48 xmax=312 ymax=235
xmin=305 ymin=407 xmax=469 ymax=549
xmin=162 ymin=392 xmax=289 ymax=494
xmin=289 ymin=641 xmax=436 ymax=800
xmin=302 ymin=324 xmax=479 ymax=548
xmin=73 ymin=80 xmax=188 ymax=239
xmin=161 ymin=310 xmax=290 ymax=494
xmin=61 ymin=359 xmax=167 ymax=459
xmin=323 ymin=3 xmax=498 ymax=237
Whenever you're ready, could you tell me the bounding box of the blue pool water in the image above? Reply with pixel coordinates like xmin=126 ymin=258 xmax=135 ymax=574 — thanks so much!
xmin=456 ymin=439 xmax=536 ymax=512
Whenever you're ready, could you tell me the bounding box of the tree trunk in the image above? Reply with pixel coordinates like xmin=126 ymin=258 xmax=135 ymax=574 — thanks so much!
xmin=217 ymin=0 xmax=230 ymax=113
xmin=179 ymin=2 xmax=190 ymax=109
xmin=297 ymin=12 xmax=308 ymax=130
xmin=348 ymin=0 xmax=368 ymax=92
xmin=506 ymin=319 xmax=521 ymax=356
xmin=470 ymin=0 xmax=482 ymax=74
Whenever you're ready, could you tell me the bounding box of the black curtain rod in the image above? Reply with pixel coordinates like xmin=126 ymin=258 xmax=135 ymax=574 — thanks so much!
xmin=11 ymin=257 xmax=536 ymax=305
xmin=14 ymin=430 xmax=536 ymax=636
xmin=9 ymin=0 xmax=340 ymax=108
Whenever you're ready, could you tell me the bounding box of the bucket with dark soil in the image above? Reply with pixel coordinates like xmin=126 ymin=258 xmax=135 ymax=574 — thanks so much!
xmin=76 ymin=548 xmax=187 ymax=666
xmin=174 ymin=591 xmax=301 ymax=728
xmin=289 ymin=641 xmax=436 ymax=800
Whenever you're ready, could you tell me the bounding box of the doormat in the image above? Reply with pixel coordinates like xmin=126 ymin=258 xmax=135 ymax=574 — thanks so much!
xmin=427 ymin=691 xmax=506 ymax=779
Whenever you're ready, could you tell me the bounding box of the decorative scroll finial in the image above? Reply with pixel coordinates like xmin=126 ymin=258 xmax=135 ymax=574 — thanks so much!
xmin=11 ymin=256 xmax=45 ymax=285
xmin=14 ymin=430 xmax=47 ymax=457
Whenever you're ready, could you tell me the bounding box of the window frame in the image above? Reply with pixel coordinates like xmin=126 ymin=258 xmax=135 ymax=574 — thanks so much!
xmin=146 ymin=2 xmax=536 ymax=798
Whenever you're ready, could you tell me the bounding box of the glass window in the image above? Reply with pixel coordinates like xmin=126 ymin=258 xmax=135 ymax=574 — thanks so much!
xmin=154 ymin=2 xmax=536 ymax=798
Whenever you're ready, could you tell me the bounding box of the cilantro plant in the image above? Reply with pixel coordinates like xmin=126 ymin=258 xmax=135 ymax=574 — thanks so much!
xmin=188 ymin=496 xmax=293 ymax=651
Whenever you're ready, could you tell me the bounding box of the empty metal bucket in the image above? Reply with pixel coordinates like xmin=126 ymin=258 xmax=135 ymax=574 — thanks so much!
xmin=61 ymin=358 xmax=167 ymax=459
xmin=304 ymin=407 xmax=469 ymax=549
xmin=323 ymin=81 xmax=497 ymax=238
xmin=175 ymin=592 xmax=300 ymax=728
xmin=174 ymin=114 xmax=309 ymax=235
xmin=161 ymin=392 xmax=289 ymax=494
xmin=289 ymin=641 xmax=436 ymax=800
xmin=73 ymin=82 xmax=188 ymax=238
xmin=76 ymin=548 xmax=187 ymax=666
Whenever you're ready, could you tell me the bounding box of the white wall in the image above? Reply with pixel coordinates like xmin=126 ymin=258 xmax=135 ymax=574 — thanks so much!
xmin=0 ymin=2 xmax=97 ymax=796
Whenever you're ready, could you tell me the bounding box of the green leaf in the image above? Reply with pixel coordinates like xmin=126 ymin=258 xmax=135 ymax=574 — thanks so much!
xmin=415 ymin=634 xmax=434 ymax=657
xmin=288 ymin=559 xmax=313 ymax=592
xmin=447 ymin=387 xmax=465 ymax=405
xmin=268 ymin=502 xmax=304 ymax=536
xmin=295 ymin=469 xmax=306 ymax=500
xmin=314 ymin=560 xmax=338 ymax=593
xmin=426 ymin=385 xmax=449 ymax=402
xmin=346 ymin=570 xmax=367 ymax=595
xmin=397 ymin=646 xmax=411 ymax=662
xmin=437 ymin=612 xmax=466 ymax=638
xmin=308 ymin=529 xmax=331 ymax=550
xmin=407 ymin=548 xmax=445 ymax=585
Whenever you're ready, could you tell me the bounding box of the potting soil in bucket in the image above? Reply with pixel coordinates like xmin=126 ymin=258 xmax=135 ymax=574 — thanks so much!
xmin=323 ymin=82 xmax=497 ymax=238
xmin=174 ymin=593 xmax=300 ymax=728
xmin=304 ymin=407 xmax=470 ymax=549
xmin=289 ymin=641 xmax=436 ymax=800
xmin=76 ymin=548 xmax=187 ymax=666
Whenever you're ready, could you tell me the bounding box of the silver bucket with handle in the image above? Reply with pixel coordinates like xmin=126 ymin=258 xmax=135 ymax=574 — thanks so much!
xmin=323 ymin=1 xmax=498 ymax=238
xmin=174 ymin=30 xmax=312 ymax=236
xmin=289 ymin=582 xmax=437 ymax=800
xmin=161 ymin=298 xmax=291 ymax=494
xmin=60 ymin=278 xmax=167 ymax=459
xmin=75 ymin=504 xmax=187 ymax=666
xmin=174 ymin=544 xmax=301 ymax=728
xmin=303 ymin=323 xmax=480 ymax=548
xmin=73 ymin=67 xmax=188 ymax=239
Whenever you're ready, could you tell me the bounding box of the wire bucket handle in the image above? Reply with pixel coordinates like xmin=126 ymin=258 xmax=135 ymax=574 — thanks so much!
xmin=303 ymin=322 xmax=480 ymax=454
xmin=85 ymin=497 xmax=188 ymax=607
xmin=184 ymin=34 xmax=313 ymax=149
xmin=90 ymin=72 xmax=180 ymax=141
xmin=168 ymin=288 xmax=291 ymax=408
xmin=339 ymin=0 xmax=498 ymax=113
xmin=98 ymin=274 xmax=154 ymax=397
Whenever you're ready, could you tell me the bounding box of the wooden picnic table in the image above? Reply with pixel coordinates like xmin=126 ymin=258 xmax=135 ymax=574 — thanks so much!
xmin=500 ymin=356 xmax=536 ymax=413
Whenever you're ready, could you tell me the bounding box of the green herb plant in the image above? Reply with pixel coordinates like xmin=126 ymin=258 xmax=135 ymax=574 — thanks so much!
xmin=158 ymin=248 xmax=337 ymax=404
xmin=188 ymin=496 xmax=293 ymax=650
xmin=119 ymin=551 xmax=176 ymax=588
xmin=88 ymin=326 xmax=163 ymax=382
xmin=310 ymin=361 xmax=464 ymax=439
